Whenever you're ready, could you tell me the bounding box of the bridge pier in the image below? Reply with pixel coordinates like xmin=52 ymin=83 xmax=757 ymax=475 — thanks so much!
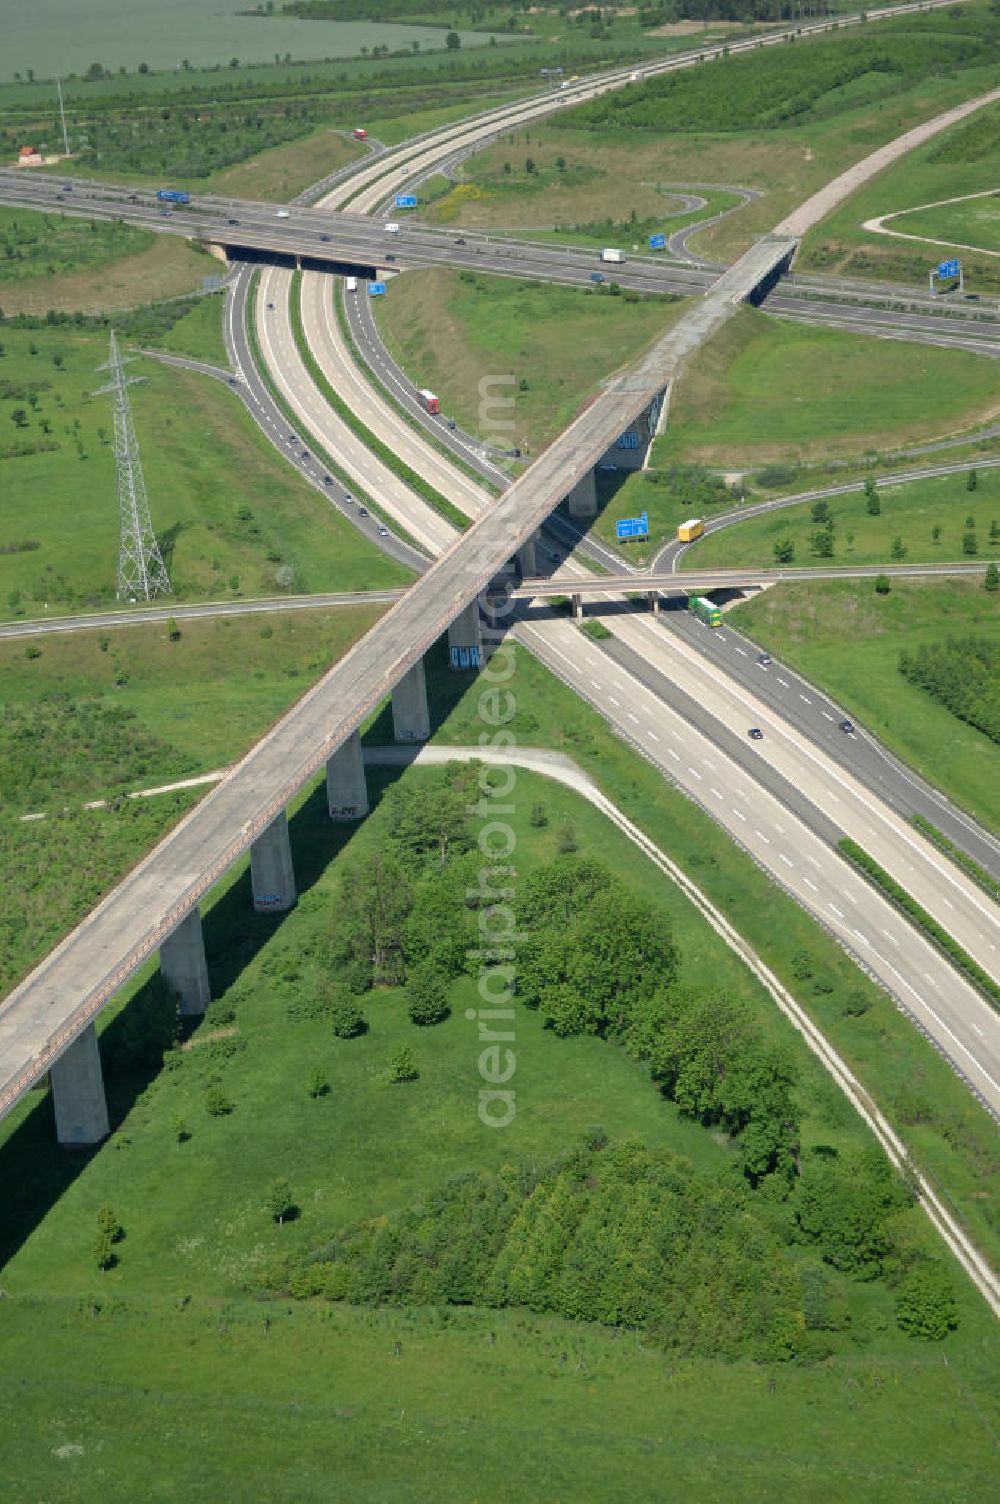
xmin=516 ymin=530 xmax=538 ymax=578
xmin=326 ymin=730 xmax=369 ymax=821
xmin=160 ymin=907 xmax=211 ymax=1016
xmin=648 ymin=591 xmax=661 ymax=616
xmin=571 ymin=593 xmax=583 ymax=621
xmin=447 ymin=600 xmax=483 ymax=671
xmin=251 ymin=810 xmax=297 ymax=913
xmin=566 ymin=470 xmax=597 ymax=520
xmin=392 ymin=659 xmax=431 ymax=742
xmin=50 ymin=1023 xmax=109 ymax=1146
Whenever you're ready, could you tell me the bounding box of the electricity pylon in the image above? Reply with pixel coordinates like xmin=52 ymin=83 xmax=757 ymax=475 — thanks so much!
xmin=96 ymin=330 xmax=171 ymax=602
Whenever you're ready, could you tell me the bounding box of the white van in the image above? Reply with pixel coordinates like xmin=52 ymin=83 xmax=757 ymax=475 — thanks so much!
xmin=384 ymin=222 xmax=400 ymax=235
xmin=275 ymin=209 xmax=290 ymax=219
xmin=346 ymin=276 xmax=357 ymax=293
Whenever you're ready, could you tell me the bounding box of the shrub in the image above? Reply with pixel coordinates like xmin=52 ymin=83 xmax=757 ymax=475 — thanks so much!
xmin=389 ymin=1045 xmax=419 ymax=1083
xmin=331 ymin=997 xmax=367 ymax=1039
xmin=266 ymin=1178 xmax=296 ymax=1224
xmin=895 ymin=1261 xmax=958 ymax=1340
xmin=205 ymin=1084 xmax=234 ymax=1117
xmin=407 ymin=963 xmax=451 ymax=1027
xmin=307 ymin=1067 xmax=329 ymax=1099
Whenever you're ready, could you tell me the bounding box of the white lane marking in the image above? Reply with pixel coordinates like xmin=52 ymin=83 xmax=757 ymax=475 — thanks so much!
xmin=689 ymin=767 xmax=703 ymax=780
xmin=647 ymin=730 xmax=659 ymax=742
xmin=732 ymin=808 xmax=747 ymax=822
xmin=669 ymin=748 xmax=680 ymax=761
xmin=822 ymin=711 xmax=834 ymax=721
xmin=852 ymin=929 xmax=871 ymax=947
xmin=735 ymin=646 xmax=747 ymax=657
xmin=829 ymin=903 xmax=844 ymax=919
xmin=882 ymin=929 xmax=900 ymax=947
xmin=974 ymin=1023 xmax=985 ymax=1037
xmin=777 ymin=677 xmax=789 ymax=688
xmin=628 ymin=712 xmax=639 ymax=724
xmin=590 ymin=678 xmax=602 ymax=689
xmin=799 ymin=694 xmax=811 ymax=704
xmin=711 ymin=787 xmax=724 ymax=800
xmin=775 ymin=823 xmax=785 ymax=834
xmin=804 ymin=877 xmax=818 ymax=891
xmin=779 ymin=853 xmax=794 ymax=868
xmin=808 ymin=855 xmax=821 ymax=868
xmin=755 ymin=831 xmax=770 ymax=843
xmin=609 ymin=696 xmax=620 ymax=707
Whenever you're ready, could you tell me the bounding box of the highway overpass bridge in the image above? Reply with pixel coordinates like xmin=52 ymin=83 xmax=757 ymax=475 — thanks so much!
xmin=0 ymin=231 xmax=797 ymax=1144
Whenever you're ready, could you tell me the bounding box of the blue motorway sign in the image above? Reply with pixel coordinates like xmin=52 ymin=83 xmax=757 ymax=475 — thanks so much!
xmin=616 ymin=511 xmax=649 ymax=541
xmin=368 ymin=282 xmax=387 ymax=296
xmin=649 ymin=232 xmax=666 ymax=250
xmin=450 ymin=645 xmax=482 ymax=669
xmin=938 ymin=258 xmax=961 ymax=279
xmin=395 ymin=193 xmax=418 ymax=209
xmin=616 ymin=431 xmax=640 ymax=450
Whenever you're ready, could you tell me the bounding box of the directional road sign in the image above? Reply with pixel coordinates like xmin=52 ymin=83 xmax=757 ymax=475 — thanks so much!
xmin=616 ymin=511 xmax=649 ymax=541
xmin=395 ymin=194 xmax=418 ymax=209
xmin=649 ymin=233 xmax=666 ymax=250
xmin=938 ymin=258 xmax=961 ymax=279
xmin=368 ymin=282 xmax=387 ymax=296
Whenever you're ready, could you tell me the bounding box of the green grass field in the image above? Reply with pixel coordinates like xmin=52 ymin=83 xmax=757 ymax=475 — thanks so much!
xmin=2 ymin=677 xmax=998 ymax=1496
xmin=374 ymin=267 xmax=685 ymax=453
xmin=142 ymin=292 xmax=230 ymax=366
xmin=0 ymin=206 xmax=152 ymax=284
xmin=888 ymin=189 xmax=1000 ymax=258
xmin=654 ymin=309 xmax=1000 ymax=467
xmin=729 ymin=578 xmax=1000 ymax=835
xmin=688 ymin=463 xmax=1000 ymax=570
xmin=800 ymin=95 xmax=1000 ymax=290
xmin=0 ymin=605 xmax=386 ymax=992
xmin=0 ymin=325 xmax=411 ymax=619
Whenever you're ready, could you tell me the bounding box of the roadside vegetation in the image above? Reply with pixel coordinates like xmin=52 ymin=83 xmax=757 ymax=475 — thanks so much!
xmin=688 ymin=463 xmax=1000 ymax=571
xmin=654 ymin=308 xmax=1000 ymax=468
xmin=730 ymin=578 xmax=1000 ymax=833
xmin=373 ymin=267 xmax=684 ymax=454
xmin=0 ymin=325 xmax=410 ymax=620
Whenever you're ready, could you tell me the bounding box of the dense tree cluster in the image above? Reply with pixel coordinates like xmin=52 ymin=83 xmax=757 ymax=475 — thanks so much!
xmin=565 ymin=17 xmax=998 ymax=134
xmin=898 ymin=638 xmax=1000 ymax=746
xmin=270 ymin=1133 xmax=928 ymax=1358
xmin=73 ymin=103 xmax=318 ymax=179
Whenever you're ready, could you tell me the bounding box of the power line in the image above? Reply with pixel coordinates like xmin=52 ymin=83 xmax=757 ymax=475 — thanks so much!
xmin=96 ymin=331 xmax=172 ymax=602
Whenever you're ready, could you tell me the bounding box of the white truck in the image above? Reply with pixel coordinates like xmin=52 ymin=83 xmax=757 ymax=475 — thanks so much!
xmin=384 ymin=222 xmax=400 ymax=235
xmin=346 ymin=276 xmax=357 ymax=293
xmin=600 ymin=248 xmax=624 ymax=264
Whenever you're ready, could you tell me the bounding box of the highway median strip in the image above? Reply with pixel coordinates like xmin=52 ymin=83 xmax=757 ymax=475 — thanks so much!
xmin=290 ymin=270 xmax=470 ymax=534
xmin=838 ymin=836 xmax=1000 ymax=1013
xmin=243 ymin=270 xmax=429 ymax=560
xmin=909 ymin=814 xmax=1000 ymax=906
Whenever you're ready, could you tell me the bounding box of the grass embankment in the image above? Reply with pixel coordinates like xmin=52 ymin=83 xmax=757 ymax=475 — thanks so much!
xmin=0 ymin=606 xmax=386 ymax=992
xmin=373 ymin=267 xmax=684 ymax=454
xmin=0 ymin=230 xmax=215 ymax=315
xmin=653 ymin=308 xmax=1000 ymax=468
xmin=441 ymin=5 xmax=1000 ymax=264
xmin=889 ymin=190 xmax=1000 ymax=260
xmin=0 ymin=325 xmax=411 ymax=620
xmin=1 ymin=651 xmax=997 ymax=1497
xmin=141 ymin=292 xmax=230 ymax=366
xmin=729 ymin=578 xmax=1000 ymax=834
xmin=689 ymin=462 xmax=1000 ymax=570
xmin=202 ymin=126 xmax=363 ymax=202
xmin=799 ymin=97 xmax=1000 ymax=291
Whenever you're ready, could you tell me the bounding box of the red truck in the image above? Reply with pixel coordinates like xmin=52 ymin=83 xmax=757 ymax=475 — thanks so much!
xmin=352 ymin=127 xmax=367 ymax=140
xmin=419 ymin=389 xmax=440 ymax=416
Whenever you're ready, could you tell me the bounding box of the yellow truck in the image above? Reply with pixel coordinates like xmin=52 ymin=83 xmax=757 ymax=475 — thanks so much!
xmin=676 ymin=518 xmax=704 ymax=543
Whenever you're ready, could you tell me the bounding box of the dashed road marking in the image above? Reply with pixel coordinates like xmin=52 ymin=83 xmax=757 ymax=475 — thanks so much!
xmin=804 ymin=877 xmax=818 ymax=891
xmin=777 ymin=677 xmax=789 ymax=688
xmin=799 ymin=694 xmax=811 ymax=704
xmin=829 ymin=903 xmax=844 ymax=918
xmin=779 ymin=853 xmax=793 ymax=868
xmin=732 ymin=808 xmax=747 ymax=822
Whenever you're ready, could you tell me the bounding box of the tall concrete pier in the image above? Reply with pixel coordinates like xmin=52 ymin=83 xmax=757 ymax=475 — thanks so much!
xmin=50 ymin=1024 xmax=109 ymax=1146
xmin=447 ymin=599 xmax=483 ymax=670
xmin=392 ymin=659 xmax=431 ymax=741
xmin=326 ymin=730 xmax=369 ymax=820
xmin=159 ymin=907 xmax=211 ymax=1016
xmin=250 ymin=810 xmax=297 ymax=912
xmin=566 ymin=471 xmax=597 ymax=520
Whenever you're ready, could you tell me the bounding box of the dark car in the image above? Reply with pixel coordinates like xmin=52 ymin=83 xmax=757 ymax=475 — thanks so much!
xmin=385 ymin=253 xmax=396 ymax=261
xmin=748 ymin=728 xmax=764 ymax=741
xmin=319 ymin=234 xmax=331 ymax=243
xmin=267 ymin=301 xmax=275 ymax=310
xmin=839 ymin=719 xmax=855 ymax=735
xmin=301 ymin=450 xmax=310 ymax=460
xmin=227 ymin=217 xmax=239 ymax=225
xmin=758 ymin=653 xmax=772 ymax=667
xmin=358 ymin=506 xmax=369 ymax=517
xmin=323 ymin=474 xmax=333 ymax=485
xmin=228 ymin=378 xmax=238 ymax=387
xmin=454 ymin=237 xmax=466 ymax=245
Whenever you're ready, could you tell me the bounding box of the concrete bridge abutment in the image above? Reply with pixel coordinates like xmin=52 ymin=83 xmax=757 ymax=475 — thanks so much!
xmin=566 ymin=470 xmax=597 ymax=520
xmin=50 ymin=1023 xmax=109 ymax=1146
xmin=326 ymin=730 xmax=369 ymax=821
xmin=251 ymin=810 xmax=297 ymax=913
xmin=392 ymin=658 xmax=431 ymax=741
xmin=160 ymin=907 xmax=211 ymax=1016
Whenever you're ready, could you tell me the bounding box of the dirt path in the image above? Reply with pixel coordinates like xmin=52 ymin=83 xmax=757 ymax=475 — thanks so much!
xmin=862 ymin=186 xmax=1000 ymax=261
xmin=775 ymin=86 xmax=1000 ymax=240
